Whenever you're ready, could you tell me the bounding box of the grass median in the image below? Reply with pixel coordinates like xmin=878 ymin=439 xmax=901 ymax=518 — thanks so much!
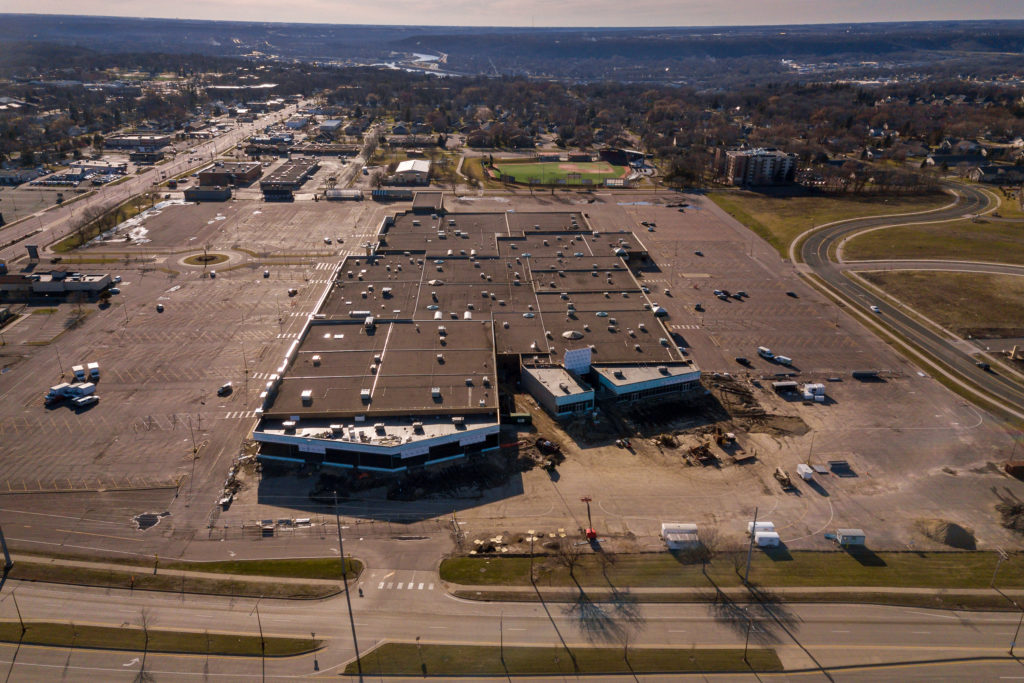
xmin=347 ymin=642 xmax=782 ymax=676
xmin=0 ymin=621 xmax=319 ymax=657
xmin=441 ymin=550 xmax=1024 ymax=590
xmin=708 ymin=190 xmax=949 ymax=257
xmin=8 ymin=556 xmax=361 ymax=599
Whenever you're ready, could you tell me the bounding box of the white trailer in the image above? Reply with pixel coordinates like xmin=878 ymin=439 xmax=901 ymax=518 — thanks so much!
xmin=661 ymin=523 xmax=700 ymax=550
xmin=796 ymin=463 xmax=814 ymax=480
xmin=67 ymin=382 xmax=96 ymax=397
xmin=87 ymin=362 xmax=100 ymax=379
xmin=71 ymin=365 xmax=86 ymax=380
xmin=755 ymin=531 xmax=781 ymax=547
xmin=748 ymin=520 xmax=775 ymax=535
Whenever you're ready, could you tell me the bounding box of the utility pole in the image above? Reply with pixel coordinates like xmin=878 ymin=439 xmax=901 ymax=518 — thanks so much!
xmin=991 ymin=548 xmax=1008 ymax=588
xmin=335 ymin=493 xmax=363 ymax=681
xmin=744 ymin=506 xmax=758 ymax=586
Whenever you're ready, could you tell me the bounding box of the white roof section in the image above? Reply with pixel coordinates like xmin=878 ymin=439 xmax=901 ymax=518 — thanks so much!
xmin=523 ymin=366 xmax=593 ymax=397
xmin=593 ymin=361 xmax=700 ymax=387
xmin=396 ymin=159 xmax=430 ymax=174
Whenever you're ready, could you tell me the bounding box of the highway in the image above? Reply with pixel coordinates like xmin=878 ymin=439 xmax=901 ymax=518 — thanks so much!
xmin=0 ymin=103 xmax=299 ymax=265
xmin=2 ymin=578 xmax=1024 ymax=681
xmin=796 ymin=183 xmax=1024 ymax=421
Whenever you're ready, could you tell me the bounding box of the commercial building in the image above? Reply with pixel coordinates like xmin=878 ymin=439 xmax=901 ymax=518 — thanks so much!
xmin=393 ymin=159 xmax=430 ymax=185
xmin=0 ymin=271 xmax=112 ymax=298
xmin=720 ymin=148 xmax=797 ymax=186
xmin=105 ymin=134 xmax=171 ymax=151
xmin=253 ymin=207 xmax=700 ymax=470
xmin=198 ymin=162 xmax=262 ymax=187
xmin=260 ymin=159 xmax=319 ymax=201
xmin=184 ymin=186 xmax=232 ymax=202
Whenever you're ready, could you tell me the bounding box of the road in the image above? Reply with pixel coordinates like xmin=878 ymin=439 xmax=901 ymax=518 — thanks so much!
xmin=1 ymin=578 xmax=1023 ymax=681
xmin=0 ymin=104 xmax=300 ymax=264
xmin=797 ymin=183 xmax=1024 ymax=421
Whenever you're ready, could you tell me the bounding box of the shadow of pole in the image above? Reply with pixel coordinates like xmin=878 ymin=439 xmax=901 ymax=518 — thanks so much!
xmin=532 ymin=579 xmax=580 ymax=673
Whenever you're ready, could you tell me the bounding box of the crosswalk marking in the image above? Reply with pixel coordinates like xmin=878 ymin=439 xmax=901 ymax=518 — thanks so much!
xmin=276 ymin=333 xmax=299 ymax=339
xmin=222 ymin=410 xmax=258 ymax=419
xmin=315 ymin=262 xmax=334 ymax=271
xmin=671 ymin=324 xmax=699 ymax=330
xmin=373 ymin=579 xmax=434 ymax=592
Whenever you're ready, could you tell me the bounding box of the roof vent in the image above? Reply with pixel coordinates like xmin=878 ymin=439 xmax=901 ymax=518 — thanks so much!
xmin=412 ymin=422 xmax=424 ymax=433
xmin=431 ymin=387 xmax=442 ymax=398
xmin=437 ymin=353 xmax=445 ymax=363
xmin=613 ymin=370 xmax=625 ymax=379
xmin=658 ymin=365 xmax=670 ymax=375
xmin=301 ymin=390 xmax=313 ymax=404
xmin=311 ymin=354 xmax=321 ymax=366
xmin=374 ymin=423 xmax=386 ymax=434
xmin=452 ymin=415 xmax=465 ymax=425
xmin=360 ymin=389 xmax=371 ymax=401
xmin=558 ymin=382 xmax=570 ymax=393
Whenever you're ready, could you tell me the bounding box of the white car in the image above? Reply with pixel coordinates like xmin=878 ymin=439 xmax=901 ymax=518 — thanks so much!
xmin=870 ymin=305 xmax=881 ymax=313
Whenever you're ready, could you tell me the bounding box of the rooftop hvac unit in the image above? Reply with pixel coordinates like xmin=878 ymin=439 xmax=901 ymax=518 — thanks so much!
xmin=311 ymin=355 xmax=321 ymax=366
xmin=437 ymin=353 xmax=444 ymax=362
xmin=483 ymin=377 xmax=491 ymax=387
xmin=452 ymin=416 xmax=465 ymax=425
xmin=370 ymin=364 xmax=378 ymax=374
xmin=634 ymin=344 xmax=642 ymax=351
xmin=465 ymin=377 xmax=473 ymax=385
xmin=330 ymin=424 xmax=343 ymax=433
xmin=412 ymin=422 xmax=424 ymax=433
xmin=613 ymin=370 xmax=625 ymax=379
xmin=360 ymin=389 xmax=371 ymax=401
xmin=658 ymin=365 xmax=670 ymax=375
xmin=374 ymin=423 xmax=385 ymax=434
xmin=301 ymin=390 xmax=313 ymax=404
xmin=431 ymin=387 xmax=442 ymax=398
xmin=558 ymin=382 xmax=570 ymax=393
xmin=438 ymin=326 xmax=447 ymax=335
xmin=374 ymin=353 xmax=382 ymax=363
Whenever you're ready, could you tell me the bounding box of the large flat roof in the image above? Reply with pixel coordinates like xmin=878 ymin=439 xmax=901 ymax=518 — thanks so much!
xmin=260 ymin=208 xmax=692 ymax=425
xmin=523 ymin=365 xmax=593 ymax=397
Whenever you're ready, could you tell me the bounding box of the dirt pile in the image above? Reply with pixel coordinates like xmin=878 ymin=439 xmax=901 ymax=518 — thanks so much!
xmin=915 ymin=518 xmax=977 ymax=549
xmin=996 ymin=500 xmax=1024 ymax=534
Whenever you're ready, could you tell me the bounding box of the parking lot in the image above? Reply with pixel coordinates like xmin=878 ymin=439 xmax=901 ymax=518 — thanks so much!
xmin=0 ymin=188 xmax=1020 ymax=558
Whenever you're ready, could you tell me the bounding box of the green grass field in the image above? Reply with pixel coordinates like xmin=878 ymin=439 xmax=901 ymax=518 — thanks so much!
xmin=441 ymin=551 xmax=1024 ymax=589
xmin=707 ymin=191 xmax=950 ymax=257
xmin=492 ymin=160 xmax=628 ymax=184
xmin=347 ymin=643 xmax=782 ymax=676
xmin=842 ymin=218 xmax=1024 ymax=265
xmin=859 ymin=271 xmax=1024 ymax=339
xmin=0 ymin=621 xmax=319 ymax=657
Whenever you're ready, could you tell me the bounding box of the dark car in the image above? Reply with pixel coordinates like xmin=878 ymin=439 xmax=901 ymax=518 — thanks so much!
xmin=217 ymin=382 xmax=233 ymax=396
xmin=786 ymin=291 xmax=798 ymax=298
xmin=736 ymin=357 xmax=751 ymax=366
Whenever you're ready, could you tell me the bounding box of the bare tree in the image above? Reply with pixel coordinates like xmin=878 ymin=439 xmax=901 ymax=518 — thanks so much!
xmin=554 ymin=538 xmax=584 ymax=580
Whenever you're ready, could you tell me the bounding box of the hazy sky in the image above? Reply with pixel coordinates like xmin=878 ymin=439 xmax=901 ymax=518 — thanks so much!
xmin=0 ymin=1 xmax=1013 ymax=27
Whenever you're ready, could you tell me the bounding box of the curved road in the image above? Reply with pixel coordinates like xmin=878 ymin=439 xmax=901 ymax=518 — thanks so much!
xmin=797 ymin=184 xmax=1024 ymax=420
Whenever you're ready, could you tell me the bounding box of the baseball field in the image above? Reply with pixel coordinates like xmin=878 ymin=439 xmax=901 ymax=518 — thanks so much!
xmin=492 ymin=160 xmax=629 ymax=184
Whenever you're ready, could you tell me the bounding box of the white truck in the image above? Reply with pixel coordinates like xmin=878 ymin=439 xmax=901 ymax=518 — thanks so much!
xmin=775 ymin=355 xmax=793 ymax=366
xmin=87 ymin=362 xmax=100 ymax=379
xmin=45 ymin=382 xmax=95 ymax=404
xmin=757 ymin=346 xmax=774 ymax=360
xmin=71 ymin=365 xmax=87 ymax=381
xmin=67 ymin=382 xmax=96 ymax=397
xmin=45 ymin=383 xmax=72 ymax=403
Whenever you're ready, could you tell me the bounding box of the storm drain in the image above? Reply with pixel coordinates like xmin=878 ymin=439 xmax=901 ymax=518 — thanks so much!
xmin=133 ymin=511 xmax=170 ymax=531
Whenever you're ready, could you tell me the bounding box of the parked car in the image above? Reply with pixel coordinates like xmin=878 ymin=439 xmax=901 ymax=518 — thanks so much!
xmin=108 ymin=287 xmax=120 ymax=295
xmin=217 ymin=382 xmax=233 ymax=397
xmin=156 ymin=303 xmax=164 ymax=312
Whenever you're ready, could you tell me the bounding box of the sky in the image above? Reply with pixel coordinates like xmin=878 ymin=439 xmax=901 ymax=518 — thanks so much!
xmin=0 ymin=0 xmax=1014 ymax=27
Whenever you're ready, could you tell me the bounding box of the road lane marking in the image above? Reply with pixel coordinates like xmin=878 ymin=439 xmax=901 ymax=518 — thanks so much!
xmin=902 ymin=610 xmax=958 ymax=620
